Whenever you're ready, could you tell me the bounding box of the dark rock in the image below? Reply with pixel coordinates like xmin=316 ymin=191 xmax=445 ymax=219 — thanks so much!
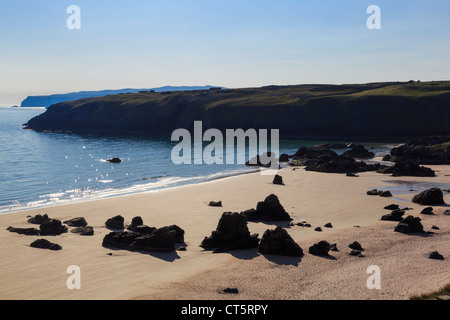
xmin=27 ymin=214 xmax=51 ymax=225
xmin=379 ymin=191 xmax=393 ymax=198
xmin=126 ymin=216 xmax=144 ymax=231
xmin=102 ymin=231 xmax=144 ymax=251
xmin=70 ymin=226 xmax=94 ymax=236
xmin=143 ymin=227 xmax=177 ymax=252
xmin=384 ymin=204 xmax=399 ymax=210
xmin=367 ymin=189 xmax=382 ymax=196
xmin=200 ymin=212 xmax=260 ymax=252
xmin=168 ymin=225 xmax=185 ymax=243
xmin=272 ymin=175 xmax=284 ymax=185
xmin=382 ymin=154 xmax=391 ymax=161
xmin=39 ymin=219 xmax=68 ymax=236
xmin=431 ymin=225 xmax=440 ymax=230
xmin=377 ymin=160 xmax=435 ymax=177
xmin=209 ymin=201 xmax=223 ymax=207
xmin=241 ymin=194 xmax=291 ymax=222
xmin=30 ymin=239 xmax=62 ymax=251
xmin=279 ymin=154 xmax=290 ymax=162
xmin=223 ymin=288 xmax=239 ymax=294
xmin=381 ymin=209 xmax=405 ymax=222
xmin=394 ymin=216 xmax=425 ymax=234
xmin=177 ymin=246 xmax=187 ymax=251
xmin=105 ymin=215 xmax=125 ymax=230
xmin=314 ymin=227 xmax=322 ymax=232
xmin=444 ymin=210 xmax=450 ymax=216
xmin=412 ymin=188 xmax=445 ymax=205
xmin=341 ymin=145 xmax=375 ymax=159
xmin=107 ymin=158 xmax=122 ymax=163
xmin=258 ymin=227 xmax=303 ymax=257
xmin=420 ymin=207 xmax=434 ymax=215
xmin=102 ymin=227 xmax=178 ymax=252
xmin=308 ymin=241 xmax=331 ymax=256
xmin=429 ymin=251 xmax=444 ymax=260
xmin=324 ymin=223 xmax=333 ymax=228
xmin=7 ymin=226 xmax=40 ymax=236
xmin=64 ymin=217 xmax=88 ymax=227
xmin=349 ymin=241 xmax=364 ymax=251
xmin=304 ymin=223 xmax=311 ymax=228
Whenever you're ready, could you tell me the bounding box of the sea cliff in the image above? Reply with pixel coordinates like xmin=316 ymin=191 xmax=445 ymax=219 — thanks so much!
xmin=24 ymin=81 xmax=450 ymax=141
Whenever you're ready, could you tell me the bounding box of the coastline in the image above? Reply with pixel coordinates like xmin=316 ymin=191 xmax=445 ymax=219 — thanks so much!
xmin=0 ymin=164 xmax=449 ymax=300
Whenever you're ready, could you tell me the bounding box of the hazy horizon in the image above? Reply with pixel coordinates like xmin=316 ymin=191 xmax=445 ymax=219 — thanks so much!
xmin=1 ymin=0 xmax=450 ymax=105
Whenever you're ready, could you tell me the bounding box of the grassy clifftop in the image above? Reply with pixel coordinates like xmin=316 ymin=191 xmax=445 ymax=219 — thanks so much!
xmin=24 ymin=81 xmax=450 ymax=141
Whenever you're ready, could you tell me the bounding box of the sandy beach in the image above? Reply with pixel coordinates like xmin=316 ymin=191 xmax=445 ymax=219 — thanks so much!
xmin=1 ymin=162 xmax=449 ymax=300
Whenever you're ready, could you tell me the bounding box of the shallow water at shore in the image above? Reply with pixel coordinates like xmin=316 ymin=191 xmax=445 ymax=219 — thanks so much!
xmin=0 ymin=108 xmax=394 ymax=214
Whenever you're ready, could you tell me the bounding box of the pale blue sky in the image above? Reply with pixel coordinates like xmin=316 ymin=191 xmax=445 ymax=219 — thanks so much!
xmin=0 ymin=0 xmax=449 ymax=105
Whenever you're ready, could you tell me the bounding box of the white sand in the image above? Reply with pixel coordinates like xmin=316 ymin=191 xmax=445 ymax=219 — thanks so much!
xmin=1 ymin=164 xmax=449 ymax=300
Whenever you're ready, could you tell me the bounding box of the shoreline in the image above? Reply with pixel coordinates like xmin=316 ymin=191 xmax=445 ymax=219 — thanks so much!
xmin=1 ymin=164 xmax=449 ymax=300
xmin=0 ymin=167 xmax=261 ymax=216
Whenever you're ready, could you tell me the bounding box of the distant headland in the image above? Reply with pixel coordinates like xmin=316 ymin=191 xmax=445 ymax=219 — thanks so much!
xmin=19 ymin=86 xmax=222 ymax=108
xmin=24 ymin=81 xmax=450 ymax=141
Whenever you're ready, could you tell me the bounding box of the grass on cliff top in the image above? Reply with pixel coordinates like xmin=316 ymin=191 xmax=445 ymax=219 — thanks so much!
xmin=410 ymin=283 xmax=450 ymax=300
xmin=59 ymin=80 xmax=450 ymax=110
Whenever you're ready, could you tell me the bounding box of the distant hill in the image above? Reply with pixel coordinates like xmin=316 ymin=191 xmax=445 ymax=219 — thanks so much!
xmin=19 ymin=86 xmax=220 ymax=108
xmin=24 ymin=81 xmax=450 ymax=141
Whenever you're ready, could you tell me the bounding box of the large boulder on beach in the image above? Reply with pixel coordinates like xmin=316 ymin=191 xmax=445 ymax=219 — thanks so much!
xmin=30 ymin=239 xmax=62 ymax=251
xmin=258 ymin=227 xmax=303 ymax=257
xmin=241 ymin=194 xmax=291 ymax=222
xmin=412 ymin=188 xmax=445 ymax=205
xmin=394 ymin=216 xmax=425 ymax=234
xmin=105 ymin=215 xmax=125 ymax=230
xmin=200 ymin=212 xmax=260 ymax=252
xmin=308 ymin=241 xmax=332 ymax=256
xmin=39 ymin=219 xmax=68 ymax=236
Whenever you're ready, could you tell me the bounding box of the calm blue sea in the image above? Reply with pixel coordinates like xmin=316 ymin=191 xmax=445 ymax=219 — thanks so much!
xmin=0 ymin=107 xmax=395 ymax=214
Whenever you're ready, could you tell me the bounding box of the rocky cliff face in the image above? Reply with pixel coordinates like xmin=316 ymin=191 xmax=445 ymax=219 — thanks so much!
xmin=24 ymin=82 xmax=450 ymax=141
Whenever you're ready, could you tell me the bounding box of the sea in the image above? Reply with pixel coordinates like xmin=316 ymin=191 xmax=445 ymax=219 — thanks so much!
xmin=0 ymin=107 xmax=396 ymax=214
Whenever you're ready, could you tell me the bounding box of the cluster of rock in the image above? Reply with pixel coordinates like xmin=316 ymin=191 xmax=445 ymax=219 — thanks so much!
xmin=388 ymin=135 xmax=450 ymax=165
xmin=288 ymin=146 xmax=385 ymax=174
xmin=200 ymin=212 xmax=302 ymax=257
xmin=377 ymin=160 xmax=436 ymax=177
xmin=102 ymin=215 xmax=185 ymax=253
xmin=367 ymin=189 xmax=392 ymax=197
xmin=6 ymin=214 xmax=95 ymax=251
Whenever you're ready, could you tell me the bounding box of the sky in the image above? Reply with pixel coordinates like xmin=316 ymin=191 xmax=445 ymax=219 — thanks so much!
xmin=0 ymin=0 xmax=449 ymax=105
